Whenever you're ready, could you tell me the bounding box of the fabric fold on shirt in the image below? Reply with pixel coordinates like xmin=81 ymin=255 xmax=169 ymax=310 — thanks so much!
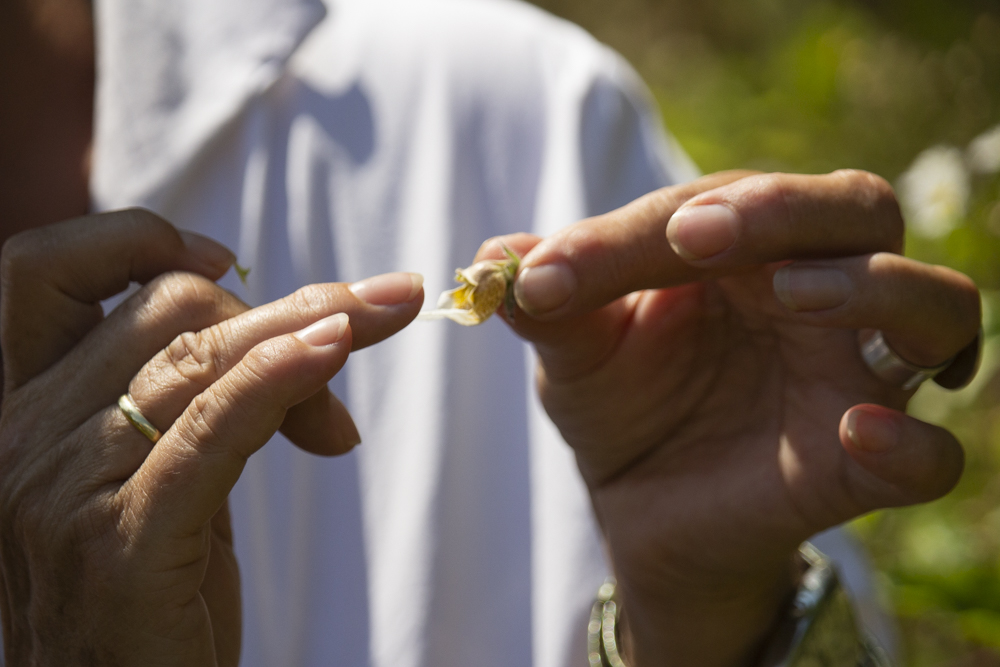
xmin=92 ymin=0 xmax=326 ymax=210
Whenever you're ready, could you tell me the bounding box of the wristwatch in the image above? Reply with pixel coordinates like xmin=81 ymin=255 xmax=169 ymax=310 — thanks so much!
xmin=588 ymin=543 xmax=892 ymax=667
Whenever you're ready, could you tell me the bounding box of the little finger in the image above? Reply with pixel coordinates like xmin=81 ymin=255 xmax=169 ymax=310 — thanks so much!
xmin=840 ymin=404 xmax=964 ymax=508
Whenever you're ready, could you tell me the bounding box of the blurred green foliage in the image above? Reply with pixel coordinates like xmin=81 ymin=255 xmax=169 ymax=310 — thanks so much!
xmin=527 ymin=0 xmax=1000 ymax=663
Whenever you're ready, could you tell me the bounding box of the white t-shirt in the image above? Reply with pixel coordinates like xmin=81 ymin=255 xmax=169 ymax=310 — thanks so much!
xmin=88 ymin=0 xmax=892 ymax=665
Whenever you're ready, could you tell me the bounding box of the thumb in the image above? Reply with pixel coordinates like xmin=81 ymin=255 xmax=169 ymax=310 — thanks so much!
xmin=840 ymin=404 xmax=964 ymax=508
xmin=1 ymin=209 xmax=235 ymax=390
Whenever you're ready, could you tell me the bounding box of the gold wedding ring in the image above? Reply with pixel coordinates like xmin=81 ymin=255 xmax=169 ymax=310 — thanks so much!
xmin=118 ymin=394 xmax=162 ymax=443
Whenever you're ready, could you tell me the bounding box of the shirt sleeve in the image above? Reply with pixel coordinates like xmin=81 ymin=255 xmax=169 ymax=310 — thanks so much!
xmin=577 ymin=49 xmax=700 ymax=217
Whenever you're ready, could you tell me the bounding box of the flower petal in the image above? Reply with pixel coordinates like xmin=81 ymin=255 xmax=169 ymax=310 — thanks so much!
xmin=436 ymin=287 xmax=460 ymax=309
xmin=416 ymin=308 xmax=483 ymax=326
xmin=418 ymin=246 xmax=521 ymax=326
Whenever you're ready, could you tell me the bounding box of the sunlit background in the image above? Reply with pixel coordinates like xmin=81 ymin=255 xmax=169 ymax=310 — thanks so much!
xmin=525 ymin=0 xmax=1000 ymax=663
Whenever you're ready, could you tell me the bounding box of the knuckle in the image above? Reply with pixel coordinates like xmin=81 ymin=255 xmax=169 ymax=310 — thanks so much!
xmin=475 ymin=234 xmax=535 ymax=261
xmin=186 ymin=376 xmax=263 ymax=462
xmin=475 ymin=236 xmax=503 ymax=259
xmin=116 ymin=207 xmax=174 ymax=237
xmin=562 ymin=221 xmax=630 ymax=288
xmin=174 ymin=389 xmax=251 ymax=470
xmin=835 ymin=169 xmax=895 ymax=207
xmin=752 ymin=171 xmax=789 ymax=200
xmin=144 ymin=271 xmax=226 ymax=321
xmin=758 ymin=171 xmax=792 ymax=193
xmin=640 ymin=186 xmax=699 ymax=226
xmin=0 ymin=228 xmax=47 ymax=285
xmin=833 ymin=168 xmax=879 ymax=189
xmin=161 ymin=330 xmax=223 ymax=388
xmin=188 ymin=391 xmax=233 ymax=449
xmin=752 ymin=173 xmax=796 ymax=240
xmin=833 ymin=170 xmax=904 ymax=248
xmin=240 ymin=339 xmax=284 ymax=384
xmin=288 ymin=284 xmax=335 ymax=319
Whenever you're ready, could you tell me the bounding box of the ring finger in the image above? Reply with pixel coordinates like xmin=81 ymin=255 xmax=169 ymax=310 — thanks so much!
xmin=122 ymin=272 xmax=423 ymax=455
xmin=770 ymin=252 xmax=981 ymax=369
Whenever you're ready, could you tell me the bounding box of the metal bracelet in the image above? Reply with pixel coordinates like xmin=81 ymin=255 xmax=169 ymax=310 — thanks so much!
xmin=759 ymin=543 xmax=893 ymax=667
xmin=588 ymin=578 xmax=628 ymax=667
xmin=588 ymin=544 xmax=892 ymax=667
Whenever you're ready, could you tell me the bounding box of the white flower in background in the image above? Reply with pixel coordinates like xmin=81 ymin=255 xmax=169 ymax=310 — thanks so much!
xmin=897 ymin=145 xmax=970 ymax=239
xmin=967 ymin=124 xmax=1000 ymax=175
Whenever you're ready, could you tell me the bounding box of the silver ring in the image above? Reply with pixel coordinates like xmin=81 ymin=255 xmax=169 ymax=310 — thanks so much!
xmin=859 ymin=328 xmax=982 ymax=391
xmin=118 ymin=394 xmax=162 ymax=443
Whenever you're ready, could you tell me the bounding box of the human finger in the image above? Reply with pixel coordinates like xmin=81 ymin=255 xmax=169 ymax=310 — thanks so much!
xmin=511 ymin=171 xmax=756 ymax=319
xmin=38 ymin=271 xmax=250 ymax=425
xmin=124 ymin=314 xmax=356 ymax=535
xmin=1 ymin=209 xmax=235 ymax=390
xmin=475 ymin=234 xmax=633 ymax=382
xmin=665 ymin=170 xmax=904 ymax=270
xmin=772 ymin=253 xmax=981 ymax=368
xmin=279 ymin=390 xmax=359 ymax=456
xmin=43 ymin=269 xmax=420 ymax=428
xmin=124 ymin=273 xmax=422 ymax=455
xmin=840 ymin=404 xmax=964 ymax=507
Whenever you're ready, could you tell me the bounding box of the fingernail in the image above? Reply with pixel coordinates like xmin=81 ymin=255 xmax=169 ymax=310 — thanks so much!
xmin=294 ymin=313 xmax=349 ymax=347
xmin=846 ymin=409 xmax=898 ymax=453
xmin=179 ymin=231 xmax=236 ymax=272
xmin=666 ymin=204 xmax=740 ymax=261
xmin=341 ymin=419 xmax=363 ymax=448
xmin=349 ymin=272 xmax=423 ymax=306
xmin=773 ymin=266 xmax=853 ymax=312
xmin=514 ymin=264 xmax=576 ymax=315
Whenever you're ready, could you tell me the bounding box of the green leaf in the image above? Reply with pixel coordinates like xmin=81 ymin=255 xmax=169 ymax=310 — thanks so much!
xmin=234 ymin=262 xmax=251 ymax=286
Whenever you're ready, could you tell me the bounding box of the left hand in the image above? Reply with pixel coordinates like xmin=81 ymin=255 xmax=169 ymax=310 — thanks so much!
xmin=477 ymin=170 xmax=980 ymax=666
xmin=0 ymin=212 xmax=423 ymax=666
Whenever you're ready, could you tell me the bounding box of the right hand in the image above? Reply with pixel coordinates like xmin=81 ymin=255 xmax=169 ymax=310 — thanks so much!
xmin=0 ymin=210 xmax=423 ymax=666
xmin=478 ymin=171 xmax=978 ymax=665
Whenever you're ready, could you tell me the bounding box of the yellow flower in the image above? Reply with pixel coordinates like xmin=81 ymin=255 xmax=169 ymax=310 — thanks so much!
xmin=417 ymin=245 xmax=520 ymax=326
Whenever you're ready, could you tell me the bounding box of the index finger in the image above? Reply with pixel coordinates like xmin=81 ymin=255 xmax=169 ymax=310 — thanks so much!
xmin=665 ymin=170 xmax=903 ymax=267
xmin=513 ymin=170 xmax=904 ymax=320
xmin=512 ymin=172 xmax=754 ymax=319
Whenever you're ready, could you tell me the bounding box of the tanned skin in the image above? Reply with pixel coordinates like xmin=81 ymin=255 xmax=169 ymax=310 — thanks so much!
xmin=0 ymin=5 xmax=981 ymax=666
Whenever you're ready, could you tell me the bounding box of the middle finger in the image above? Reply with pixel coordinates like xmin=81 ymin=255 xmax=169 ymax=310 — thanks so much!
xmin=769 ymin=252 xmax=981 ymax=369
xmin=125 ymin=272 xmax=423 ymax=454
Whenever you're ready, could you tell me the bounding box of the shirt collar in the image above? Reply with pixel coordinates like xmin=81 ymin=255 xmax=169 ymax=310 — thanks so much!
xmin=92 ymin=0 xmax=327 ymax=210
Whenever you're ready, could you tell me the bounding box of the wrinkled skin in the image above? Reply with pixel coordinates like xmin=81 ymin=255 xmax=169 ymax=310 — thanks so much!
xmin=480 ymin=170 xmax=980 ymax=664
xmin=0 ymin=1 xmax=983 ymax=664
xmin=0 ymin=211 xmax=423 ymax=666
